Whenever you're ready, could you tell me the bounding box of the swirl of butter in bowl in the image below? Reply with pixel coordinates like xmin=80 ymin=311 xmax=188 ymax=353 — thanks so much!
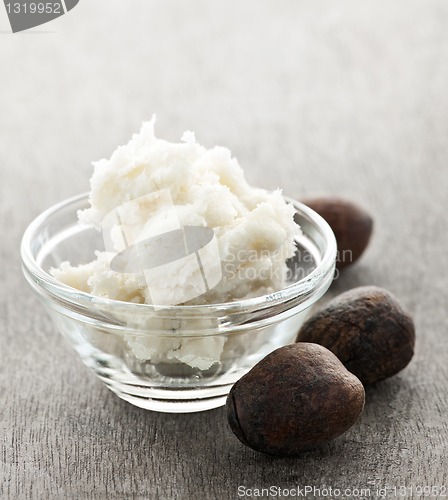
xmin=51 ymin=117 xmax=301 ymax=370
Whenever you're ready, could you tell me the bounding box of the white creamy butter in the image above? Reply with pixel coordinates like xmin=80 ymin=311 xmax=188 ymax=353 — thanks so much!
xmin=52 ymin=117 xmax=300 ymax=369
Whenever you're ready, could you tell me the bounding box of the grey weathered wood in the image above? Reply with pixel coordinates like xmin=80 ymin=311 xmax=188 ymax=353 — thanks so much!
xmin=1 ymin=1 xmax=448 ymax=498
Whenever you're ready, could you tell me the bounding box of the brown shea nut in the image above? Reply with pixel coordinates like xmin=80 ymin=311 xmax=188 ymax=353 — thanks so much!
xmin=296 ymin=286 xmax=415 ymax=385
xmin=302 ymin=196 xmax=373 ymax=269
xmin=226 ymin=343 xmax=365 ymax=456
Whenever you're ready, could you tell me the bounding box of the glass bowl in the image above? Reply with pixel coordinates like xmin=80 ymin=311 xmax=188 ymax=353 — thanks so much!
xmin=21 ymin=193 xmax=336 ymax=413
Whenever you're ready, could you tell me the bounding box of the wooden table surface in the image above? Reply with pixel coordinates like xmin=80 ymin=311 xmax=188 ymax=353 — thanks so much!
xmin=1 ymin=1 xmax=448 ymax=498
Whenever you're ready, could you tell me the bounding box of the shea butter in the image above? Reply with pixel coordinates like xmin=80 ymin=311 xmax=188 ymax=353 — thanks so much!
xmin=51 ymin=118 xmax=300 ymax=369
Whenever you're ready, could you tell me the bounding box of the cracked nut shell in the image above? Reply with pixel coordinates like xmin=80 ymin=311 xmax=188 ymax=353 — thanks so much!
xmin=226 ymin=343 xmax=365 ymax=456
xmin=296 ymin=286 xmax=415 ymax=385
xmin=302 ymin=196 xmax=373 ymax=269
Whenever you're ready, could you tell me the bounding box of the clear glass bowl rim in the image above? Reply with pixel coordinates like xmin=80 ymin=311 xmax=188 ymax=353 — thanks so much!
xmin=21 ymin=192 xmax=337 ymax=316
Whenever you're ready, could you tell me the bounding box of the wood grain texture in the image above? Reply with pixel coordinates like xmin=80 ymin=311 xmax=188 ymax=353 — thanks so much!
xmin=1 ymin=1 xmax=448 ymax=498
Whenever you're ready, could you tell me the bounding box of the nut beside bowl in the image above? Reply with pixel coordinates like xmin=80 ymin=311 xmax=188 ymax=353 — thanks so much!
xmin=21 ymin=194 xmax=336 ymax=413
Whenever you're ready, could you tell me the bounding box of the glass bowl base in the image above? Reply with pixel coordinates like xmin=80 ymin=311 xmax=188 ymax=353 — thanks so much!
xmin=102 ymin=379 xmax=230 ymax=412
